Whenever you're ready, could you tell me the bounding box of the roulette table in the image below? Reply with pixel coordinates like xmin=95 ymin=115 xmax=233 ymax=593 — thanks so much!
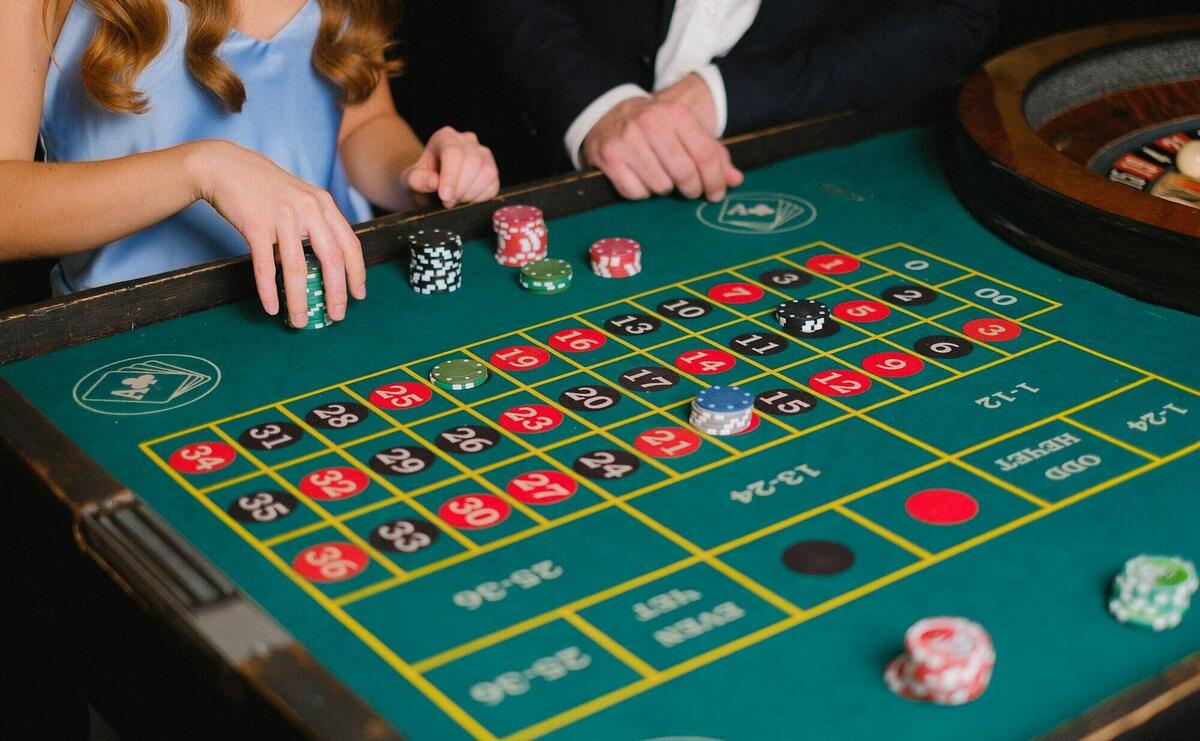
xmin=3 ymin=26 xmax=1199 ymax=741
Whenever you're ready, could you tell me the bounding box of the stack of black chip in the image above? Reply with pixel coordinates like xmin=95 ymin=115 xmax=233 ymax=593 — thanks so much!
xmin=774 ymin=299 xmax=830 ymax=334
xmin=406 ymin=229 xmax=463 ymax=294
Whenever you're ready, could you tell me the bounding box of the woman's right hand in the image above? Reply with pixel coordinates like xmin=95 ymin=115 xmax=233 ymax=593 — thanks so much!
xmin=184 ymin=139 xmax=366 ymax=328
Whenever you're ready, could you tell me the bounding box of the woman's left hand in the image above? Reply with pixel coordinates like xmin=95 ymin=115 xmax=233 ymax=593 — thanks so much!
xmin=404 ymin=127 xmax=500 ymax=208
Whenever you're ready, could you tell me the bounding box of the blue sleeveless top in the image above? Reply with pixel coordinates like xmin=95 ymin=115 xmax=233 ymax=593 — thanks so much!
xmin=42 ymin=0 xmax=372 ymax=293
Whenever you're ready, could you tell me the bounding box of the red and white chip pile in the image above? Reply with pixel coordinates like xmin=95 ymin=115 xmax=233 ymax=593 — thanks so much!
xmin=492 ymin=205 xmax=547 ymax=267
xmin=884 ymin=616 xmax=995 ymax=706
xmin=590 ymin=237 xmax=641 ymax=278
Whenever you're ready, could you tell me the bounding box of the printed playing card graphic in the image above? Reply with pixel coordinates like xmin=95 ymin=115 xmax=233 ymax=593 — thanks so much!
xmin=698 ymin=192 xmax=817 ymax=234
xmin=81 ymin=359 xmax=212 ymax=404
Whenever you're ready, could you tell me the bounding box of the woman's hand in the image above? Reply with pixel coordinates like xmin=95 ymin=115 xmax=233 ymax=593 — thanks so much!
xmin=186 ymin=140 xmax=365 ymax=328
xmin=404 ymin=127 xmax=500 ymax=208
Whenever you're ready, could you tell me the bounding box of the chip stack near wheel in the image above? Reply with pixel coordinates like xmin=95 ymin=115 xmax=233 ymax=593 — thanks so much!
xmin=492 ymin=205 xmax=547 ymax=266
xmin=406 ymin=228 xmax=463 ymax=294
xmin=520 ymin=258 xmax=573 ymax=294
xmin=690 ymin=385 xmax=754 ymax=435
xmin=590 ymin=237 xmax=641 ymax=278
xmin=279 ymin=252 xmax=330 ymax=330
xmin=774 ymin=299 xmax=830 ymax=334
xmin=1108 ymin=554 xmax=1197 ymax=631
xmin=884 ymin=616 xmax=995 ymax=706
xmin=429 ymin=358 xmax=489 ymax=391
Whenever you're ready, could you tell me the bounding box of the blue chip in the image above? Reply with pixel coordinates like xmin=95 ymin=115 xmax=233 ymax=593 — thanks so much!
xmin=694 ymin=385 xmax=754 ymax=412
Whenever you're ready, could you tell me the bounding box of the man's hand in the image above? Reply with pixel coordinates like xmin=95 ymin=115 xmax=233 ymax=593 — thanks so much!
xmin=582 ymin=94 xmax=742 ymax=202
xmin=653 ymin=73 xmax=719 ymax=135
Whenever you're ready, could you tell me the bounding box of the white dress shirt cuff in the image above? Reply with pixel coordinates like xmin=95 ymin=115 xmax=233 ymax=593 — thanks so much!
xmin=564 ymin=84 xmax=652 ymax=170
xmin=695 ymin=63 xmax=728 ymax=137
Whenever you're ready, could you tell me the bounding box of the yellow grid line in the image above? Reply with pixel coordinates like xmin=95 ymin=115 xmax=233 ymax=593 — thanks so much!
xmin=132 ymin=239 xmax=1200 ymax=741
xmin=136 ymin=443 xmax=496 ymax=740
xmin=561 ymin=611 xmax=657 ymax=679
xmin=833 ymin=505 xmax=933 ymax=559
xmin=206 ymin=425 xmax=409 ymax=580
xmin=338 ymin=384 xmax=547 ymax=528
xmin=1058 ymin=416 xmax=1160 ymax=462
xmin=272 ymin=402 xmax=482 ymax=551
xmin=505 ymin=438 xmax=1200 ymax=740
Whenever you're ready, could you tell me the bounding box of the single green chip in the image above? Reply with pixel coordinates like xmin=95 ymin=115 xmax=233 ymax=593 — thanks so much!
xmin=521 ymin=258 xmax=572 ymax=282
xmin=430 ymin=358 xmax=489 ymax=389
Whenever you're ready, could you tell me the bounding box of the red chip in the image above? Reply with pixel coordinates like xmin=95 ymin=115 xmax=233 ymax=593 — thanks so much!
xmin=590 ymin=237 xmax=641 ymax=264
xmin=168 ymin=441 xmax=237 ymax=475
xmin=439 ymin=494 xmax=511 ymax=529
xmin=292 ymin=542 xmax=369 ymax=583
xmin=905 ymin=489 xmax=979 ymax=525
xmin=299 ymin=466 xmax=370 ymax=500
xmin=506 ymin=470 xmax=577 ymax=505
xmin=805 ymin=253 xmax=861 ymax=275
xmin=490 ymin=345 xmax=550 ymax=371
xmin=834 ymin=299 xmax=890 ymax=323
xmin=707 ymin=282 xmax=765 ymax=304
xmin=368 ymin=381 xmax=433 ymax=411
xmin=961 ymin=318 xmax=1021 ymax=342
xmin=492 ymin=205 xmax=544 ymax=231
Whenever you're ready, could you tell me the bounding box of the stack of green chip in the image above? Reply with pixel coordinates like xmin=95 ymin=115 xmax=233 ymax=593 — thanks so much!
xmin=1108 ymin=554 xmax=1197 ymax=631
xmin=429 ymin=358 xmax=489 ymax=391
xmin=278 ymin=253 xmax=330 ymax=330
xmin=519 ymin=258 xmax=573 ymax=295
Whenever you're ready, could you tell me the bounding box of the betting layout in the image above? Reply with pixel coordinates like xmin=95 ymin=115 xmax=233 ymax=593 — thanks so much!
xmin=142 ymin=240 xmax=1200 ymax=740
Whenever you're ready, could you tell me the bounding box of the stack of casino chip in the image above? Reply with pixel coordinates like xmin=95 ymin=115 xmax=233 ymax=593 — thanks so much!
xmin=689 ymin=385 xmax=754 ymax=436
xmin=590 ymin=237 xmax=642 ymax=278
xmin=278 ymin=252 xmax=330 ymax=330
xmin=492 ymin=205 xmax=547 ymax=267
xmin=519 ymin=258 xmax=573 ymax=294
xmin=884 ymin=616 xmax=995 ymax=706
xmin=406 ymin=228 xmax=463 ymax=294
xmin=429 ymin=358 xmax=489 ymax=391
xmin=1108 ymin=554 xmax=1197 ymax=631
xmin=774 ymin=299 xmax=830 ymax=334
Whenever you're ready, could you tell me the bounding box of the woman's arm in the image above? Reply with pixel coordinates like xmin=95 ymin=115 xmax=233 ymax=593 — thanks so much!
xmin=0 ymin=1 xmax=364 ymax=328
xmin=339 ymin=72 xmax=499 ymax=211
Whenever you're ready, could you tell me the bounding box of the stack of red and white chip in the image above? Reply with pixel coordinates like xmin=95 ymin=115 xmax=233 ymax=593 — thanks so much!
xmin=590 ymin=237 xmax=641 ymax=278
xmin=492 ymin=205 xmax=547 ymax=267
xmin=884 ymin=616 xmax=995 ymax=706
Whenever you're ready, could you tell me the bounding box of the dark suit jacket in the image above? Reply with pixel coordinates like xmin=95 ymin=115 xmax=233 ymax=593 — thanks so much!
xmin=478 ymin=0 xmax=998 ymax=164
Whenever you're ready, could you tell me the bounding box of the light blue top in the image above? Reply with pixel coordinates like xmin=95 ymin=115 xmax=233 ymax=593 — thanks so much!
xmin=42 ymin=0 xmax=373 ymax=293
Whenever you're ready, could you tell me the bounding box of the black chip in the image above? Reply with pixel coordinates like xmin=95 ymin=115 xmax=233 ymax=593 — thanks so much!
xmin=759 ymin=268 xmax=812 ymax=289
xmin=755 ymin=388 xmax=818 ymax=416
xmin=434 ymin=425 xmax=501 ymax=455
xmin=913 ymin=334 xmax=974 ymax=359
xmin=656 ymin=297 xmax=712 ymax=320
xmin=559 ymin=384 xmax=622 ymax=412
xmin=729 ymin=331 xmax=789 ymax=356
xmin=369 ymin=518 xmax=440 ymax=554
xmin=604 ymin=313 xmax=661 ymax=337
xmin=782 ymin=319 xmax=841 ymax=340
xmin=617 ymin=366 xmax=680 ymax=393
xmin=880 ymin=284 xmax=938 ymax=306
xmin=572 ymin=449 xmax=641 ymax=480
xmin=369 ymin=445 xmax=436 ymax=476
xmin=781 ymin=540 xmax=855 ymax=575
xmin=228 ymin=490 xmax=298 ymax=524
xmin=238 ymin=421 xmax=304 ymax=451
xmin=305 ymin=401 xmax=369 ymax=430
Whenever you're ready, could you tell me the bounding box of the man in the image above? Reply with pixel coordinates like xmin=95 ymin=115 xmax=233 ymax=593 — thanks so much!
xmin=480 ymin=1 xmax=999 ymax=201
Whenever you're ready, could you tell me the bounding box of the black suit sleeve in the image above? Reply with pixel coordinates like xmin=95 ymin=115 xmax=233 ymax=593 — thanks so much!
xmin=475 ymin=1 xmax=650 ymax=151
xmin=717 ymin=0 xmax=999 ymax=135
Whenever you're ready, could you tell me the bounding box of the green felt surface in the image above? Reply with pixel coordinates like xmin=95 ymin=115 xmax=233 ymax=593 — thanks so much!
xmin=4 ymin=128 xmax=1200 ymax=740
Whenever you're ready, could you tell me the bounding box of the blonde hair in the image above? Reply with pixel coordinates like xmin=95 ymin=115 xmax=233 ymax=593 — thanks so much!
xmin=60 ymin=0 xmax=397 ymax=114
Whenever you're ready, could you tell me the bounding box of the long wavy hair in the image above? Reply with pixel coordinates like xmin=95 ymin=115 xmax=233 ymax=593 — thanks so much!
xmin=52 ymin=0 xmax=397 ymax=114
